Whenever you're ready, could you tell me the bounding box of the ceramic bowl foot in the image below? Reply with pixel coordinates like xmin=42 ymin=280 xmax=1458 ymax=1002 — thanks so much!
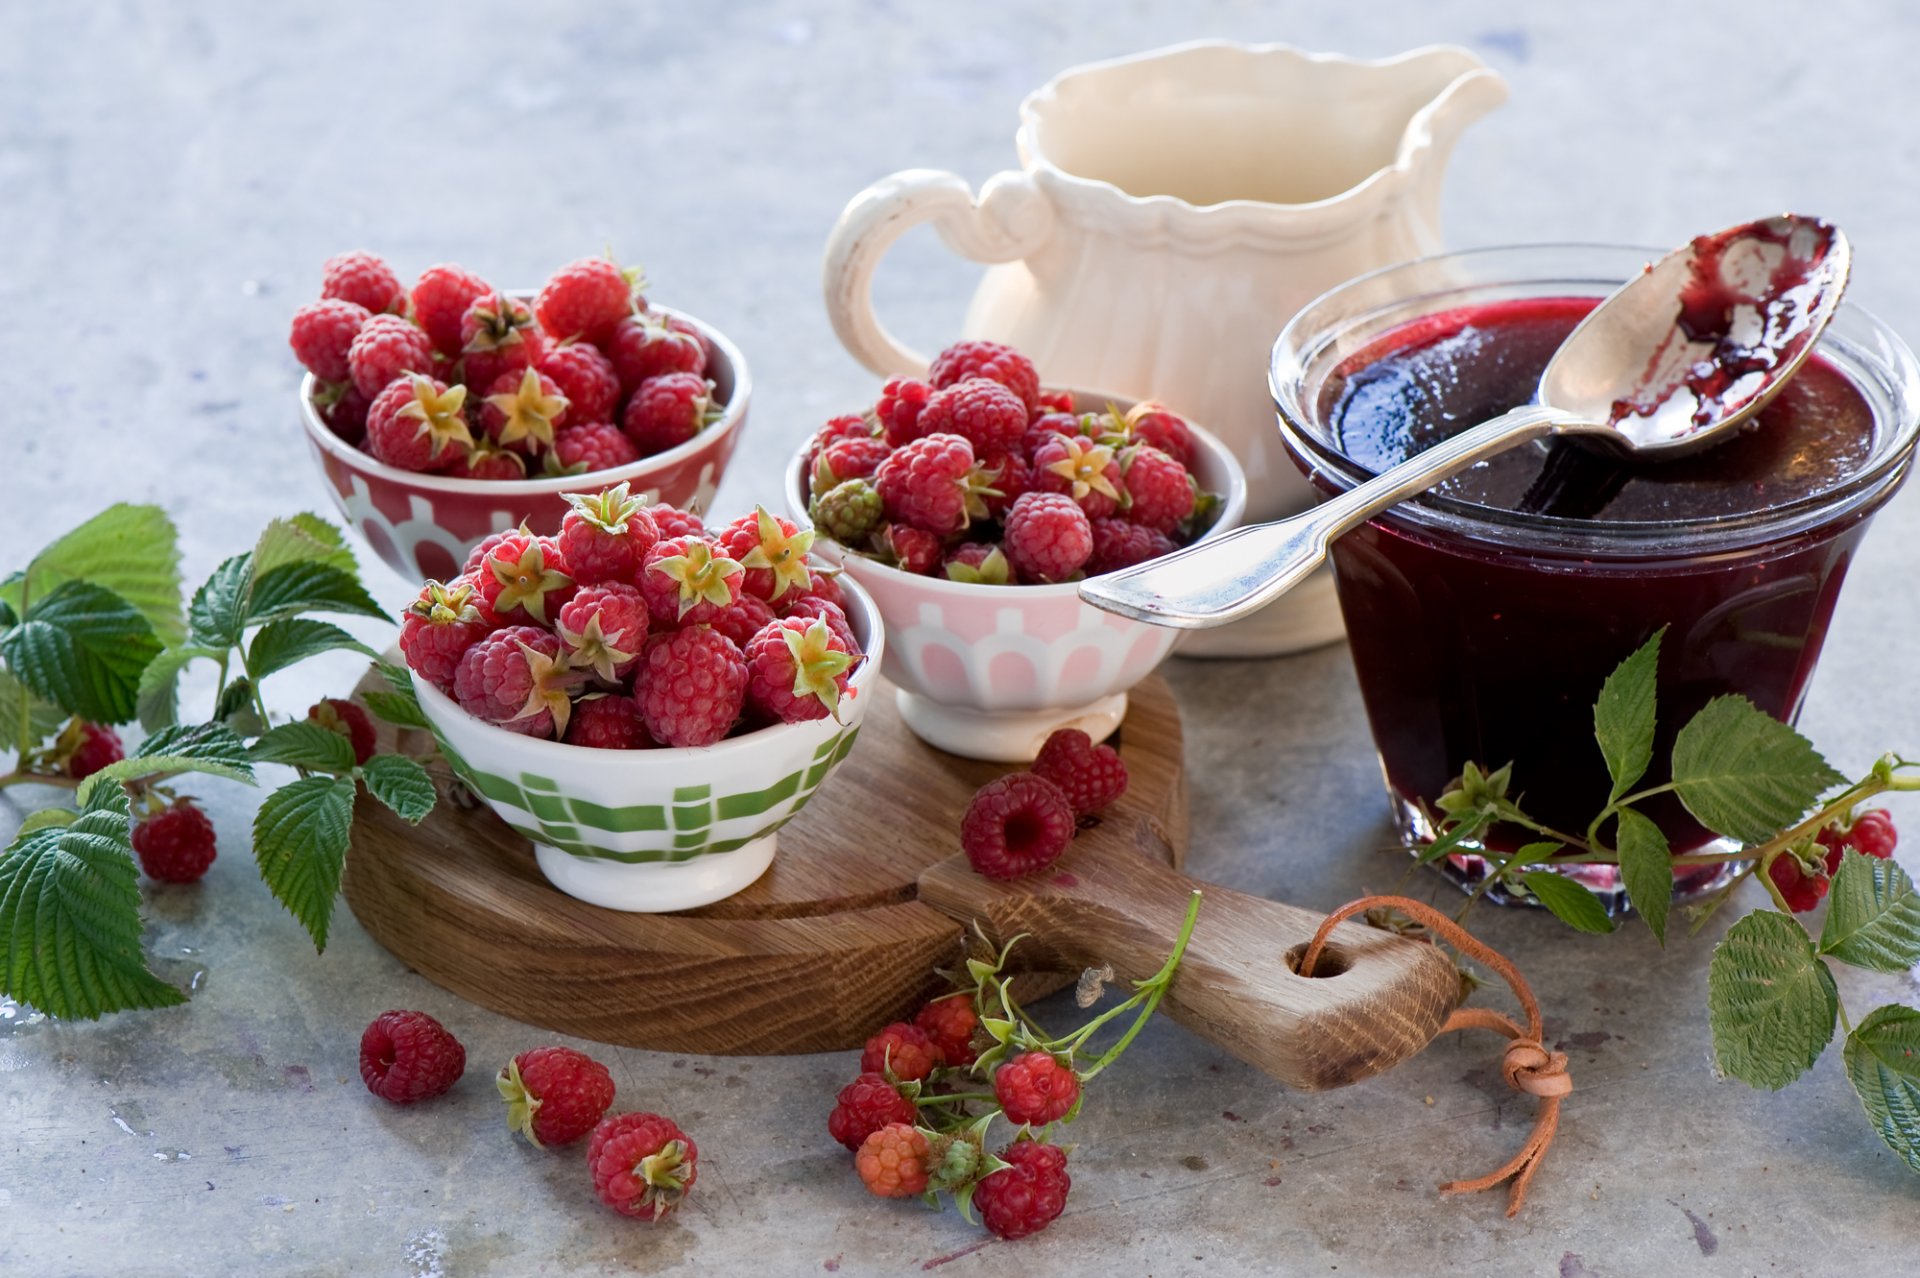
xmin=893 ymin=690 xmax=1127 ymax=762
xmin=533 ymin=835 xmax=777 ymax=912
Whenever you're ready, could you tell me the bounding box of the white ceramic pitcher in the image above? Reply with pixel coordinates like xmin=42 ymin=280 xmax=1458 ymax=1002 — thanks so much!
xmin=823 ymin=41 xmax=1506 ymax=655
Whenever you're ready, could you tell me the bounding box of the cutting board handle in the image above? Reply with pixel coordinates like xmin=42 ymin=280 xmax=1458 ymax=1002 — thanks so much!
xmin=918 ymin=844 xmax=1462 ymax=1091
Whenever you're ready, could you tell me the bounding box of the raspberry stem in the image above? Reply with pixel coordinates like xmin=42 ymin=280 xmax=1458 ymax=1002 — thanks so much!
xmin=1075 ymin=889 xmax=1201 ymax=1083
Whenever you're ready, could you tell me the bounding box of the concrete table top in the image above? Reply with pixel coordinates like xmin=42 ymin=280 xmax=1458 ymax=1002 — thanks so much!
xmin=5 ymin=1 xmax=1919 ymax=1274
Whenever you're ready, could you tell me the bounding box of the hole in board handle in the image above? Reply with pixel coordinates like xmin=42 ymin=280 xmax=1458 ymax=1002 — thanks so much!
xmin=1283 ymin=941 xmax=1350 ymax=979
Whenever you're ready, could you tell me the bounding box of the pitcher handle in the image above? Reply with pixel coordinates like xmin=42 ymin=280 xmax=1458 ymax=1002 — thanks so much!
xmin=822 ymin=168 xmax=1055 ymax=378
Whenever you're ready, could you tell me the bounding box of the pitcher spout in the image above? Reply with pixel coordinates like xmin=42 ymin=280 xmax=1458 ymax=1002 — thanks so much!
xmin=1394 ymin=46 xmax=1510 ymax=249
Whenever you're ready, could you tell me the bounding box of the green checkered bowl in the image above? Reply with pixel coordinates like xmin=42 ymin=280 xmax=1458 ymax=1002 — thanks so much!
xmin=411 ymin=577 xmax=883 ymax=912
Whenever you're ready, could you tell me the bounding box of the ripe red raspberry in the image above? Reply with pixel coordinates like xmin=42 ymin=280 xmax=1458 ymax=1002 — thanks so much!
xmin=365 ymin=375 xmax=473 ymax=472
xmin=551 ymin=422 xmax=639 ymax=474
xmin=453 ymin=626 xmax=576 ymax=739
xmin=828 ymin=1072 xmax=916 ymax=1151
xmin=860 ymin=1021 xmax=942 ymax=1082
xmin=855 ymin=1123 xmax=931 ymax=1199
xmin=746 ymin=617 xmax=855 ymax=724
xmin=458 ymin=292 xmax=545 ymax=391
xmin=538 ymin=341 xmax=621 ymax=424
xmin=913 ymin=995 xmax=979 ymax=1068
xmin=400 ymin=578 xmax=498 ymax=692
xmin=474 ymin=530 xmax=575 ymax=626
xmin=779 ymin=597 xmax=856 ymax=653
xmin=308 ymin=697 xmax=376 ymax=766
xmin=814 ymin=435 xmax=892 ymax=487
xmin=875 ymin=433 xmax=978 ymax=537
xmin=928 ymin=340 xmax=1040 ymax=410
xmin=718 ymin=508 xmax=817 ymax=603
xmin=348 ymin=313 xmax=436 ymax=398
xmin=464 ymin=533 xmax=514 ymax=576
xmin=498 ymin=1046 xmax=616 ymax=1148
xmin=637 ymin=627 xmax=747 ymax=747
xmin=1819 ymin=808 xmax=1899 ymax=873
xmin=877 ymin=523 xmax=943 ymax=575
xmin=443 ymin=440 xmax=527 ymax=481
xmin=1124 ymin=402 xmax=1197 ymax=468
xmin=556 ymin=583 xmax=650 ymax=682
xmin=131 ymin=798 xmax=217 ymax=883
xmin=1767 ymin=852 xmax=1829 ymax=913
xmin=321 ymin=250 xmax=406 ymax=315
xmin=962 ymin=772 xmax=1076 ymax=880
xmin=289 ymin=298 xmax=371 ymax=382
xmin=875 ymin=377 xmax=934 ymax=447
xmin=535 ymin=256 xmax=637 ymax=343
xmin=779 ymin=569 xmax=845 ymax=612
xmin=808 ymin=413 xmax=878 ymax=462
xmin=975 ymin=450 xmax=1028 ymax=519
xmin=319 ymin=382 xmax=373 ymax=444
xmin=359 ymin=1009 xmax=466 ymax=1104
xmin=639 ymin=536 xmax=742 ymax=627
xmin=646 ymin=502 xmax=706 ymax=539
xmin=588 ymin=1112 xmax=697 ymax=1221
xmin=1031 ymin=434 xmax=1122 ymax=520
xmin=623 ymin=372 xmax=716 ymax=455
xmin=481 ymin=368 xmax=569 ymax=454
xmin=62 ymin=721 xmax=124 ymax=780
xmin=1088 ymin=517 xmax=1175 ymax=575
xmin=707 ymin=591 xmax=777 ymax=650
xmin=1002 ymin=493 xmax=1093 ymax=583
xmin=563 ymin=693 xmax=653 ymax=749
xmin=973 ymin=1140 xmax=1070 ymax=1239
xmin=918 ymin=378 xmax=1029 ymax=456
xmin=410 ymin=263 xmax=494 ymax=356
xmin=558 ymin=484 xmax=662 ymax=585
xmin=606 ymin=312 xmax=705 ymax=389
xmin=994 ymin=1050 xmax=1080 ymax=1126
xmin=1032 ymin=728 xmax=1128 ymax=817
xmin=1031 ymin=389 xmax=1076 ymax=418
xmin=1120 ymin=445 xmax=1195 ymax=533
xmin=1022 ymin=411 xmax=1081 ymax=459
xmin=944 ymin=542 xmax=1017 ymax=585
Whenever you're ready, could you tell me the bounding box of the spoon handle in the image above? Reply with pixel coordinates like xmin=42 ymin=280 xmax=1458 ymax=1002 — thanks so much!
xmin=1079 ymin=405 xmax=1572 ymax=628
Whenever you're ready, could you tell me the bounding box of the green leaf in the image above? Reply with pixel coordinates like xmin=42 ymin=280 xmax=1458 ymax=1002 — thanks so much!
xmin=0 ymin=598 xmax=15 ymax=630
xmin=0 ymin=504 xmax=183 ymax=645
xmin=213 ymin=676 xmax=265 ymax=738
xmin=245 ymin=562 xmax=386 ymax=627
xmin=134 ymin=644 xmax=225 ymax=732
xmin=74 ymin=723 xmax=257 ymax=806
xmin=250 ymin=514 xmax=357 ymax=580
xmin=1843 ymin=1004 xmax=1920 ymax=1173
xmin=360 ymin=754 xmax=435 ymax=823
xmin=15 ymin=809 xmax=75 ymax=836
xmin=246 ymin=619 xmax=376 ymax=682
xmin=252 ymin=775 xmax=357 ymax=950
xmin=0 ymin=795 xmax=186 ymax=1019
xmin=362 ymin=661 xmax=427 ymax=729
xmin=1614 ymin=807 xmax=1673 ymax=945
xmin=188 ymin=554 xmax=252 ymax=649
xmin=0 ymin=581 xmax=162 ymax=724
xmin=1519 ymin=870 xmax=1616 ymax=934
xmin=0 ymin=665 xmax=66 ymax=752
xmin=1670 ymin=696 xmax=1845 ymax=843
xmin=1505 ymin=841 xmax=1562 ymax=870
xmin=1820 ymin=850 xmax=1920 ymax=973
xmin=1708 ymin=909 xmax=1838 ymax=1089
xmin=1595 ymin=629 xmax=1662 ymax=801
xmin=1415 ymin=809 xmax=1491 ymax=866
xmin=248 ymin=722 xmax=356 ymax=773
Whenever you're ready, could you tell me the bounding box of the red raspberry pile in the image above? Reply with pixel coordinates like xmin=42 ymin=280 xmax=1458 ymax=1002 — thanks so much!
xmin=398 ymin=484 xmax=862 ymax=747
xmin=802 ymin=340 xmax=1218 ymax=583
xmin=1770 ymin=806 xmax=1901 ymax=912
xmin=961 ymin=728 xmax=1129 ymax=880
xmin=290 ymin=250 xmax=724 ymax=479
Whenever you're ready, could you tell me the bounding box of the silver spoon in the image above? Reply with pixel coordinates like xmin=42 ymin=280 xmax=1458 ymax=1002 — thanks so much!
xmin=1079 ymin=215 xmax=1851 ymax=629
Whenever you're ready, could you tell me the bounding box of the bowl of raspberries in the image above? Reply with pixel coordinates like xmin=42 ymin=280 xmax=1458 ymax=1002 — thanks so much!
xmin=398 ymin=483 xmax=880 ymax=912
xmin=784 ymin=340 xmax=1246 ymax=761
xmin=291 ymin=250 xmax=750 ymax=583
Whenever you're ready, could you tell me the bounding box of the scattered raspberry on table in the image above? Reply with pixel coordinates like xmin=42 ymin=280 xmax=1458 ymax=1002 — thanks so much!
xmin=498 ymin=1046 xmax=617 ymax=1148
xmin=587 ymin=1112 xmax=697 ymax=1220
xmin=359 ymin=1010 xmax=466 ymax=1104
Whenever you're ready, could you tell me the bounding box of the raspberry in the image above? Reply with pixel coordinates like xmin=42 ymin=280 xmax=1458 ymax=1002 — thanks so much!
xmin=550 ymin=421 xmax=639 ymax=474
xmin=320 ymin=250 xmax=406 ymax=315
xmin=289 ymin=298 xmax=371 ymax=382
xmin=1002 ymin=493 xmax=1093 ymax=583
xmin=556 ymin=583 xmax=650 ymax=682
xmin=359 ymin=1009 xmax=466 ymax=1104
xmin=1768 ymin=852 xmax=1829 ymax=913
xmin=637 ymin=626 xmax=747 ymax=747
xmin=944 ymin=542 xmax=1017 ymax=585
xmin=443 ymin=440 xmax=527 ymax=481
xmin=808 ymin=413 xmax=879 ymax=462
xmin=865 ymin=378 xmax=928 ymax=448
xmin=308 ymin=697 xmax=376 ymax=766
xmin=558 ymin=484 xmax=661 ymax=585
xmin=131 ymin=798 xmax=217 ymax=883
xmin=1031 ymin=389 xmax=1076 ymax=418
xmin=538 ymin=342 xmax=622 ymax=424
xmin=588 ymin=1112 xmax=697 ymax=1221
xmin=458 ymin=292 xmax=544 ymax=391
xmin=410 ymin=263 xmax=494 ymax=357
xmin=498 ymin=1046 xmax=616 ymax=1147
xmin=860 ymin=1021 xmax=942 ymax=1083
xmin=475 ymin=530 xmax=575 ymax=626
xmin=779 ymin=569 xmax=845 ymax=613
xmin=874 ymin=433 xmax=978 ymax=537
xmin=973 ymin=1140 xmax=1070 ymax=1239
xmin=746 ymin=617 xmax=855 ymax=724
xmin=809 ymin=478 xmax=883 ymax=547
xmin=975 ymin=450 xmax=1028 ymax=519
xmin=623 ymin=372 xmax=716 ymax=456
xmin=463 ymin=532 xmax=514 ymax=576
xmin=876 ymin=523 xmax=942 ymax=575
xmin=453 ymin=626 xmax=577 ymax=738
xmin=855 ymin=1123 xmax=931 ymax=1198
xmin=918 ymin=378 xmax=1029 ymax=456
xmin=928 ymin=340 xmax=1040 ymax=409
xmin=646 ymin=503 xmax=706 ymax=540
xmin=1120 ymin=445 xmax=1195 ymax=533
xmin=1032 ymin=728 xmax=1128 ymax=817
xmin=1124 ymin=402 xmax=1197 ymax=468
xmin=1088 ymin=518 xmax=1175 ymax=575
xmin=606 ymin=312 xmax=705 ymax=389
xmin=365 ymin=375 xmax=474 ymax=472
xmin=400 ymin=578 xmax=498 ymax=691
xmin=348 ymin=313 xmax=436 ymax=398
xmin=639 ymin=536 xmax=742 ymax=627
xmin=707 ymin=591 xmax=777 ymax=650
xmin=61 ymin=721 xmax=124 ymax=780
xmin=813 ymin=435 xmax=893 ymax=488
xmin=1031 ymin=434 xmax=1122 ymax=520
xmin=1022 ymin=412 xmax=1080 ymax=460
xmin=828 ymin=1072 xmax=916 ymax=1151
xmin=535 ymin=256 xmax=638 ymax=344
xmin=962 ymin=772 xmax=1076 ymax=880
xmin=1819 ymin=808 xmax=1899 ymax=874
xmin=717 ymin=507 xmax=817 ymax=603
xmin=563 ymin=693 xmax=653 ymax=749
xmin=994 ymin=1050 xmax=1080 ymax=1126
xmin=913 ymin=995 xmax=979 ymax=1068
xmin=319 ymin=382 xmax=373 ymax=445
xmin=780 ymin=597 xmax=856 ymax=654
xmin=482 ymin=368 xmax=569 ymax=455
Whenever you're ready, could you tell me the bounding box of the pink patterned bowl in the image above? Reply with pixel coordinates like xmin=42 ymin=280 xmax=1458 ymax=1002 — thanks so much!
xmin=783 ymin=397 xmax=1246 ymax=761
xmin=298 ymin=302 xmax=751 ymax=582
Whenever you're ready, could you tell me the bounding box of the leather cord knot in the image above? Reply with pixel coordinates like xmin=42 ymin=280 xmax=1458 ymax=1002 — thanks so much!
xmin=1501 ymin=1038 xmax=1571 ymax=1099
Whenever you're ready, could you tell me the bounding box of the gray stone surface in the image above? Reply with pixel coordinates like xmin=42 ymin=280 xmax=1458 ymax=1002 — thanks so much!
xmin=5 ymin=1 xmax=1920 ymax=1274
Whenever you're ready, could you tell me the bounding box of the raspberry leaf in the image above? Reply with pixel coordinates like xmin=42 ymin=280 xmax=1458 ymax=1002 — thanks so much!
xmin=245 ymin=561 xmax=386 ymax=627
xmin=252 ymin=774 xmax=357 ymax=951
xmin=247 ymin=618 xmax=377 ymax=681
xmin=1517 ymin=870 xmax=1615 ymax=935
xmin=188 ymin=554 xmax=254 ymax=649
xmin=1613 ymin=807 xmax=1673 ymax=944
xmin=363 ymin=662 xmax=427 ymax=730
xmin=15 ymin=808 xmax=76 ymax=837
xmin=0 ymin=664 xmax=66 ymax=754
xmin=1593 ymin=629 xmax=1661 ymax=801
xmin=0 ymin=504 xmax=184 ymax=646
xmin=134 ymin=643 xmax=226 ymax=731
xmin=0 ymin=580 xmax=162 ymax=725
xmin=250 ymin=514 xmax=356 ymax=580
xmin=360 ymin=754 xmax=434 ymax=823
xmin=1819 ymin=850 xmax=1920 ymax=973
xmin=1670 ymin=696 xmax=1844 ymax=843
xmin=1843 ymin=1004 xmax=1920 ymax=1173
xmin=248 ymin=722 xmax=356 ymax=773
xmin=75 ymin=722 xmax=256 ymax=806
xmin=213 ymin=676 xmax=265 ymax=738
xmin=1708 ymin=909 xmax=1837 ymax=1089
